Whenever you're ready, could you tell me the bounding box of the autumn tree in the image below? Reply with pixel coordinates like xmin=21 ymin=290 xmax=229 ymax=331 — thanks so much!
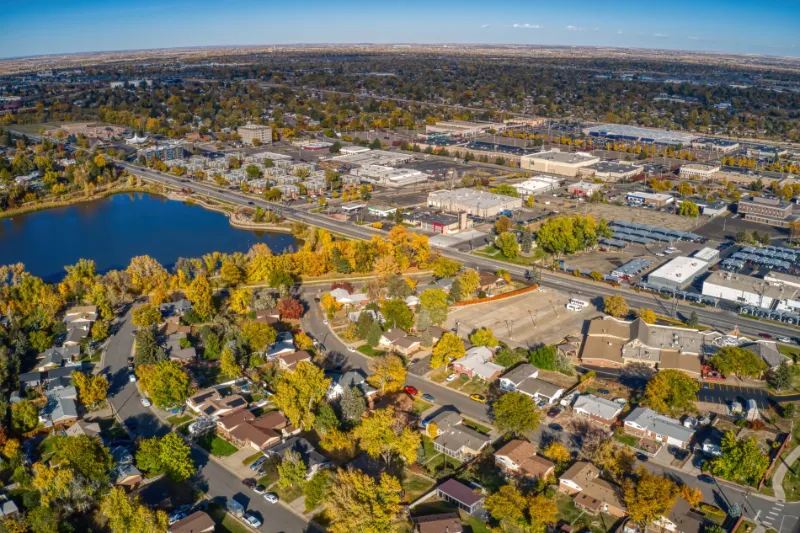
xmin=220 ymin=346 xmax=241 ymax=378
xmin=241 ymin=320 xmax=277 ymax=352
xmin=100 ymin=487 xmax=169 ymax=533
xmin=229 ymin=287 xmax=252 ymax=314
xmin=493 ymin=392 xmax=541 ymax=435
xmin=638 ymin=308 xmax=657 ymax=324
xmin=624 ymin=467 xmax=679 ymax=526
xmin=186 ymin=273 xmax=214 ymax=319
xmin=591 ymin=439 xmax=635 ymax=482
xmin=708 ymin=346 xmax=768 ymax=379
xmin=274 ymin=361 xmax=331 ymax=430
xmin=277 ymin=449 xmax=307 ymax=489
xmin=132 ymin=303 xmax=162 ymax=328
xmin=220 ymin=259 xmax=244 ymax=286
xmin=496 ymin=232 xmax=520 ymax=259
xmin=542 ymin=441 xmax=571 ymax=465
xmin=469 ymin=328 xmax=498 ymax=347
xmin=51 ymin=434 xmax=113 ymax=483
xmin=679 ymin=485 xmax=703 ymax=508
xmin=11 ymin=400 xmax=39 ymax=433
xmin=380 ymin=299 xmax=414 ymax=330
xmin=456 ymin=269 xmax=481 ymax=300
xmin=433 ymin=257 xmax=462 ymax=279
xmin=32 ymin=463 xmax=73 ymax=508
xmin=339 ymin=386 xmax=367 ymax=422
xmin=278 ymin=297 xmax=304 ymax=319
xmin=710 ymin=431 xmax=770 ymax=486
xmin=430 ymin=332 xmax=465 ymax=369
xmin=603 ymin=295 xmax=628 ymax=318
xmin=136 ymin=360 xmax=193 ymax=409
xmin=353 ymin=407 xmax=421 ymax=467
xmin=326 ymin=469 xmax=403 ymax=533
xmin=72 ymin=371 xmax=109 ymax=408
xmin=135 ymin=433 xmax=194 ymax=482
xmin=419 ymin=288 xmax=449 ymax=325
xmin=645 ymin=369 xmax=699 ymax=415
xmin=485 ymin=484 xmax=558 ymax=533
xmin=367 ymin=354 xmax=407 ymax=394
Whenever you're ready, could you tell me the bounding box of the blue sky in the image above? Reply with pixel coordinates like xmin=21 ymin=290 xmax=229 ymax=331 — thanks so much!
xmin=1 ymin=0 xmax=798 ymax=59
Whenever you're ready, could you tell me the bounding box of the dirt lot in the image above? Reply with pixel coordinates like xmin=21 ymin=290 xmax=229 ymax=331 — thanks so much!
xmin=444 ymin=286 xmax=596 ymax=348
xmin=544 ymin=198 xmax=709 ymax=233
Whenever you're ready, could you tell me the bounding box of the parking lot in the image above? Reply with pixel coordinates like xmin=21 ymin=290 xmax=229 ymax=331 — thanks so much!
xmin=444 ymin=287 xmax=597 ymax=348
xmin=547 ymin=198 xmax=707 ymax=233
xmin=696 ymin=213 xmax=789 ymax=242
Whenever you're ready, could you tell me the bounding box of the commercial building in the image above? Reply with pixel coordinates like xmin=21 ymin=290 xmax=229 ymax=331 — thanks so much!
xmin=137 ymin=140 xmax=187 ymax=162
xmin=582 ymin=124 xmax=697 ymax=145
xmin=738 ymin=196 xmax=795 ymax=227
xmin=626 ymin=191 xmax=674 ymax=207
xmin=610 ymin=258 xmax=652 ymax=280
xmin=746 ymin=145 xmax=789 ymax=159
xmin=512 ymin=175 xmax=561 ymax=197
xmin=428 ymin=189 xmax=522 ymax=218
xmin=339 ymin=146 xmax=372 ymax=155
xmin=585 ymin=161 xmax=643 ymax=181
xmin=701 ymin=270 xmax=800 ymax=310
xmin=571 ymin=181 xmax=603 ymax=197
xmin=764 ymin=271 xmax=800 ymax=290
xmin=690 ymin=138 xmax=740 ymax=153
xmin=351 ymin=165 xmax=427 ymax=187
xmin=520 ymin=149 xmax=600 ymax=177
xmin=332 ymin=149 xmax=413 ymax=167
xmin=425 ymin=120 xmax=506 ymax=138
xmin=679 ymin=164 xmax=720 ymax=179
xmin=417 ymin=212 xmax=471 ymax=234
xmin=647 ymin=256 xmax=709 ymax=290
xmin=237 ymin=124 xmax=272 ymax=145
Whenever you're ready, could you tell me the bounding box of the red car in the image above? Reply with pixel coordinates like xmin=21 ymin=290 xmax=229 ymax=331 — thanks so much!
xmin=403 ymin=386 xmax=419 ymax=396
xmin=759 ymin=333 xmax=773 ymax=339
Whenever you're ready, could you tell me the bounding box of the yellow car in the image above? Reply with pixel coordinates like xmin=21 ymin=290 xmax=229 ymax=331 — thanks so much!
xmin=470 ymin=394 xmax=487 ymax=403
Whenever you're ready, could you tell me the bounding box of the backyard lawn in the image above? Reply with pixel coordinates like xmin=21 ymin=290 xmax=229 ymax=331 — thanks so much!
xmin=401 ymin=473 xmax=435 ymax=503
xmin=614 ymin=433 xmax=639 ymax=447
xmin=207 ymin=503 xmax=252 ymax=533
xmin=167 ymin=414 xmax=192 ymax=426
xmin=424 ymin=454 xmax=462 ymax=479
xmin=418 ymin=436 xmax=438 ymax=463
xmin=197 ymin=434 xmax=238 ymax=457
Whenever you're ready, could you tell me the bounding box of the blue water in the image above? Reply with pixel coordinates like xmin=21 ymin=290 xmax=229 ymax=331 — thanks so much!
xmin=0 ymin=193 xmax=297 ymax=281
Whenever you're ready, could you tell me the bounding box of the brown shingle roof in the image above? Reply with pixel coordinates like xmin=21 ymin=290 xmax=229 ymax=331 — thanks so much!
xmin=169 ymin=511 xmax=215 ymax=533
xmin=414 ymin=513 xmax=463 ymax=533
xmin=495 ymin=439 xmax=537 ymax=465
xmin=560 ymin=461 xmax=600 ymax=489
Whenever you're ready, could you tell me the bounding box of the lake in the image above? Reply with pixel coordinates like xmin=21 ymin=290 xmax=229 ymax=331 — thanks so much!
xmin=0 ymin=193 xmax=298 ymax=281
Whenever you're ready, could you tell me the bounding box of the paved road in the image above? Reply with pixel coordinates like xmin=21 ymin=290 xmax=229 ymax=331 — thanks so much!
xmin=298 ymin=287 xmax=492 ymax=423
xmin=120 ymin=162 xmax=800 ymax=347
xmin=105 ymin=306 xmax=309 ymax=533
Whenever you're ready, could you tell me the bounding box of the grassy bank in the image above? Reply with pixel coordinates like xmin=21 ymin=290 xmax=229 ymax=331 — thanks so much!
xmin=0 ymin=185 xmax=159 ymax=220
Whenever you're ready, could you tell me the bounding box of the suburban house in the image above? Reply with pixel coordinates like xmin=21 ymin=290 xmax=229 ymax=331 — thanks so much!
xmin=326 ymin=370 xmax=378 ymax=401
xmin=0 ymin=497 xmax=19 ymax=519
xmin=558 ymin=461 xmax=627 ymax=517
xmin=163 ymin=316 xmax=191 ymax=336
xmin=37 ymin=345 xmax=80 ymax=371
xmin=429 ymin=411 xmax=491 ymax=460
xmin=645 ymin=497 xmax=705 ymax=533
xmin=64 ymin=305 xmax=98 ymax=325
xmin=572 ymin=395 xmax=624 ymax=426
xmin=266 ymin=334 xmax=296 ymax=360
xmin=160 ymin=299 xmax=192 ymax=317
xmin=499 ymin=364 xmax=564 ymax=405
xmin=216 ymin=410 xmax=283 ymax=451
xmin=264 ymin=437 xmax=330 ymax=478
xmin=624 ymin=407 xmax=695 ymax=449
xmin=169 ymin=511 xmax=215 ymax=533
xmin=494 ymin=439 xmax=555 ymax=481
xmin=478 ymin=272 xmax=504 ymax=292
xmin=64 ymin=322 xmax=91 ymax=346
xmin=452 ymin=346 xmax=504 ymax=381
xmin=436 ymin=479 xmax=485 ymax=516
xmin=187 ymin=388 xmax=247 ymax=418
xmin=254 ymin=308 xmax=281 ymax=326
xmin=330 ymin=287 xmax=370 ymax=306
xmin=413 ymin=513 xmax=463 ymax=533
xmin=428 ymin=278 xmax=454 ymax=294
xmin=65 ymin=420 xmax=101 ymax=439
xmin=19 ymin=371 xmax=43 ymax=390
xmin=166 ymin=333 xmax=196 ymax=364
xmin=110 ymin=446 xmax=143 ymax=487
xmin=580 ymin=317 xmax=714 ymax=378
xmin=39 ymin=381 xmax=78 ymax=428
xmin=379 ymin=329 xmax=422 ymax=355
xmin=276 ymin=350 xmax=312 ymax=370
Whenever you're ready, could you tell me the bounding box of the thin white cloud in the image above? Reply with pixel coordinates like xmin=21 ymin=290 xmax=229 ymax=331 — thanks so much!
xmin=480 ymin=24 xmax=490 ymax=28
xmin=566 ymin=25 xmax=583 ymax=31
xmin=593 ymin=27 xmax=600 ymax=31
xmin=653 ymin=33 xmax=669 ymax=38
xmin=616 ymin=30 xmax=624 ymax=34
xmin=512 ymin=23 xmax=543 ymax=29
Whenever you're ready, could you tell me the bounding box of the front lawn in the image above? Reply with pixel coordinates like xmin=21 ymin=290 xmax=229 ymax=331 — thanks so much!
xmin=275 ymin=482 xmax=304 ymax=503
xmin=401 ymin=473 xmax=435 ymax=503
xmin=429 ymin=369 xmax=450 ymax=384
xmin=460 ymin=379 xmax=490 ymax=396
xmin=167 ymin=414 xmax=192 ymax=426
xmin=412 ymin=398 xmax=434 ymax=416
xmin=448 ymin=374 xmax=470 ymax=390
xmin=462 ymin=418 xmax=491 ymax=435
xmin=197 ymin=434 xmax=238 ymax=457
xmin=357 ymin=345 xmax=387 ymax=357
xmin=242 ymin=452 xmax=264 ymax=466
xmin=783 ymin=459 xmax=800 ymax=501
xmin=207 ymin=503 xmax=252 ymax=533
xmin=614 ymin=433 xmax=639 ymax=447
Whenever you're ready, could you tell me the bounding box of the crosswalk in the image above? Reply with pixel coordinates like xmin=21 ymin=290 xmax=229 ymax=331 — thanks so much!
xmin=762 ymin=502 xmax=784 ymax=530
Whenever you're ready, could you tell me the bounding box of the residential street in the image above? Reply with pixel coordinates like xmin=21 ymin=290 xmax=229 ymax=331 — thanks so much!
xmin=104 ymin=306 xmax=310 ymax=533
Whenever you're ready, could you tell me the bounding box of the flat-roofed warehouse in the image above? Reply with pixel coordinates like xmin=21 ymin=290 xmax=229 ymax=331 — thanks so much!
xmin=584 ymin=161 xmax=643 ymax=181
xmin=425 ymin=120 xmax=507 ymax=138
xmin=582 ymin=124 xmax=698 ymax=145
xmin=520 ymin=149 xmax=600 ymax=177
xmin=331 ymin=149 xmax=413 ymax=167
xmin=428 ymin=189 xmax=522 ymax=218
xmin=647 ymin=256 xmax=709 ymax=290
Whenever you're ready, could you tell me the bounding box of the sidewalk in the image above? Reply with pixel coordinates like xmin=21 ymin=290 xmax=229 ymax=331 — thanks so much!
xmin=771 ymin=444 xmax=800 ymax=501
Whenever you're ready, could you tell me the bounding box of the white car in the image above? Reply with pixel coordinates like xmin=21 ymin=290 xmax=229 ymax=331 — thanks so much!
xmin=128 ymin=373 xmax=137 ymax=383
xmin=263 ymin=493 xmax=279 ymax=504
xmin=778 ymin=336 xmax=792 ymax=343
xmin=244 ymin=513 xmax=262 ymax=528
xmin=445 ymin=373 xmax=457 ymax=382
xmin=141 ymin=398 xmax=151 ymax=407
xmin=323 ymin=319 xmax=329 ymax=325
xmin=348 ymin=346 xmax=355 ymax=352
